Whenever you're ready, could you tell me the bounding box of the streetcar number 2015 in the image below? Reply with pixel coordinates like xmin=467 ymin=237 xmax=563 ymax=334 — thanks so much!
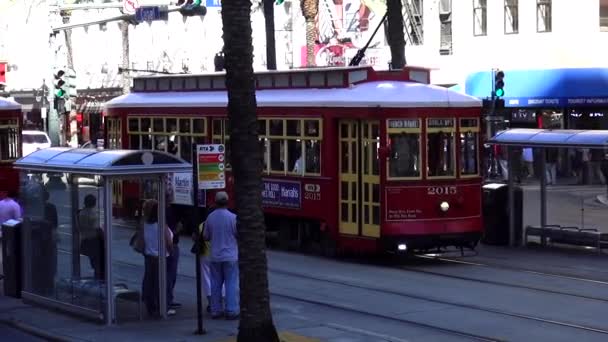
xmin=427 ymin=186 xmax=457 ymax=195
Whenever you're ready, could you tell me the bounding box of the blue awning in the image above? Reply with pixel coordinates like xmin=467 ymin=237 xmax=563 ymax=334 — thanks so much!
xmin=465 ymin=68 xmax=608 ymax=107
xmin=488 ymin=129 xmax=608 ymax=148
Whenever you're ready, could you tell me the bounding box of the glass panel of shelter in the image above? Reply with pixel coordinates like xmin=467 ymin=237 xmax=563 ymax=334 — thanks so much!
xmin=19 ymin=173 xmax=107 ymax=317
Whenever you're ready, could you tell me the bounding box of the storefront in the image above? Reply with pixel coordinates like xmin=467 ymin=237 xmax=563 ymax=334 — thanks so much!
xmin=465 ymin=68 xmax=608 ymax=131
xmin=465 ymin=68 xmax=608 ymax=183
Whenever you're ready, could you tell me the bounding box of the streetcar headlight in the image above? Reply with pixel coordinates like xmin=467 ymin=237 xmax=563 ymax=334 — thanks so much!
xmin=398 ymin=244 xmax=407 ymax=251
xmin=440 ymin=201 xmax=450 ymax=212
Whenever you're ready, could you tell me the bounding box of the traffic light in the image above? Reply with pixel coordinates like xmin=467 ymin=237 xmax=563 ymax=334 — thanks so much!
xmin=179 ymin=0 xmax=207 ymax=16
xmin=214 ymin=52 xmax=225 ymax=71
xmin=54 ymin=69 xmax=66 ymax=98
xmin=275 ymin=0 xmax=284 ymax=4
xmin=494 ymin=70 xmax=505 ymax=97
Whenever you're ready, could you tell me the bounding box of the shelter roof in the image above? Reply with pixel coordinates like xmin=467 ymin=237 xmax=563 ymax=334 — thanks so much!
xmin=14 ymin=148 xmax=191 ymax=176
xmin=0 ymin=97 xmax=21 ymax=110
xmin=488 ymin=129 xmax=608 ymax=148
xmin=105 ymin=81 xmax=481 ymax=109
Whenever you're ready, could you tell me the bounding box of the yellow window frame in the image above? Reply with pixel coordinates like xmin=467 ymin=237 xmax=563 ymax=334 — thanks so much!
xmin=459 ymin=117 xmax=480 ymax=178
xmin=259 ymin=117 xmax=323 ymax=177
xmin=426 ymin=118 xmax=456 ymax=179
xmin=127 ymin=116 xmax=207 ymax=136
xmin=386 ymin=118 xmax=423 ymax=181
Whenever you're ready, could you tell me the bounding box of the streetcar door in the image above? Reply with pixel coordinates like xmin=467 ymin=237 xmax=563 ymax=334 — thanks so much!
xmin=339 ymin=120 xmax=380 ymax=238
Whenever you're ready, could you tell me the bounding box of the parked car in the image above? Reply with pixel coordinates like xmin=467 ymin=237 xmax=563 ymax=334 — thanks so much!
xmin=22 ymin=130 xmax=51 ymax=156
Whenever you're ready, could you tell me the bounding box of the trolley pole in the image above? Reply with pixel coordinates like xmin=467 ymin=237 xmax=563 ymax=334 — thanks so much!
xmin=192 ymin=144 xmax=206 ymax=335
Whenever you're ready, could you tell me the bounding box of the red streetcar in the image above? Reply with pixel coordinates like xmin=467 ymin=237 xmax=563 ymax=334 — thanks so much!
xmin=0 ymin=97 xmax=22 ymax=195
xmin=104 ymin=66 xmax=483 ymax=255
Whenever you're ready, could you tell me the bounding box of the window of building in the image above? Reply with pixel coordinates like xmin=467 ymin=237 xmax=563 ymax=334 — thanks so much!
xmin=537 ymin=0 xmax=552 ymax=32
xmin=127 ymin=116 xmax=206 ymax=162
xmin=459 ymin=118 xmax=479 ymax=176
xmin=427 ymin=118 xmax=455 ymax=178
xmin=504 ymin=0 xmax=518 ymax=34
xmin=600 ymin=0 xmax=608 ymax=31
xmin=439 ymin=0 xmax=452 ymax=55
xmin=0 ymin=119 xmax=19 ymax=161
xmin=107 ymin=118 xmax=122 ymax=150
xmin=259 ymin=118 xmax=322 ymax=176
xmin=387 ymin=119 xmax=421 ymax=179
xmin=473 ymin=0 xmax=487 ymax=36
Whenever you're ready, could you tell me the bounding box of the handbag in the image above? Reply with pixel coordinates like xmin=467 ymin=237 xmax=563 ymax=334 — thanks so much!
xmin=190 ymin=222 xmax=209 ymax=256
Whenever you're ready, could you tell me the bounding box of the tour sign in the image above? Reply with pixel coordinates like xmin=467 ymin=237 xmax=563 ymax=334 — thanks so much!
xmin=197 ymin=144 xmax=226 ymax=189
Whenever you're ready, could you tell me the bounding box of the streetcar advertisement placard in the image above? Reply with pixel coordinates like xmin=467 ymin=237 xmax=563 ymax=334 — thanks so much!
xmin=261 ymin=179 xmax=301 ymax=209
xmin=197 ymin=144 xmax=226 ymax=189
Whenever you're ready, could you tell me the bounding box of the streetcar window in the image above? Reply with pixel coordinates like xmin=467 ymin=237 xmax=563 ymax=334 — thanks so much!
xmin=427 ymin=118 xmax=456 ymax=178
xmin=305 ymin=140 xmax=321 ymax=173
xmin=260 ymin=118 xmax=322 ymax=176
xmin=460 ymin=118 xmax=479 ymax=176
xmin=388 ymin=133 xmax=420 ymax=178
xmin=0 ymin=120 xmax=19 ymax=161
xmin=211 ymin=118 xmax=231 ymax=169
xmin=270 ymin=120 xmax=284 ymax=136
xmin=270 ymin=139 xmax=285 ymax=172
xmin=126 ymin=116 xmax=206 ymax=163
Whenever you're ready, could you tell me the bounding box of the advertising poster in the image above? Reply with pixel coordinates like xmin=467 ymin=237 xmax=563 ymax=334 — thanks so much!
xmin=261 ymin=179 xmax=302 ymax=209
xmin=169 ymin=172 xmax=206 ymax=207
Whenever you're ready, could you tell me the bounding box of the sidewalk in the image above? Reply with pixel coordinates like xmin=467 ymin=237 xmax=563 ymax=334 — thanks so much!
xmin=0 ymin=288 xmax=333 ymax=342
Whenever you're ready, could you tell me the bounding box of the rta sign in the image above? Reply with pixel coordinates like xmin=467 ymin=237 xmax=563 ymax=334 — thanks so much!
xmin=122 ymin=0 xmax=139 ymax=14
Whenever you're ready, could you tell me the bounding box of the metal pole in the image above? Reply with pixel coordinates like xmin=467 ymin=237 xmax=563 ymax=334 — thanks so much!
xmin=192 ymin=143 xmax=206 ymax=334
xmin=104 ymin=177 xmax=114 ymax=325
xmin=159 ymin=177 xmax=167 ymax=319
xmin=507 ymin=146 xmax=515 ymax=246
xmin=539 ymin=148 xmax=547 ymax=246
xmin=71 ymin=176 xmax=80 ymax=277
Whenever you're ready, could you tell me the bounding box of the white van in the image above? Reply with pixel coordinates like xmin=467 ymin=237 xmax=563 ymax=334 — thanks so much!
xmin=22 ymin=130 xmax=51 ymax=156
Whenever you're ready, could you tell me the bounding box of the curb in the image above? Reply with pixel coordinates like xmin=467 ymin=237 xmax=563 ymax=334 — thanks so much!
xmin=0 ymin=317 xmax=85 ymax=342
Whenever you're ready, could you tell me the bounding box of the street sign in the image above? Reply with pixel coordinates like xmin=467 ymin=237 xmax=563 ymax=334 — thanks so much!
xmin=123 ymin=0 xmax=139 ymax=14
xmin=206 ymin=0 xmax=221 ymax=7
xmin=136 ymin=6 xmax=163 ymax=22
xmin=197 ymin=144 xmax=225 ymax=189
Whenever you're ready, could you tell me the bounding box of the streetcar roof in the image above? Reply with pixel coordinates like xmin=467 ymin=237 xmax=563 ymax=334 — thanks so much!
xmin=14 ymin=147 xmax=191 ymax=176
xmin=489 ymin=128 xmax=608 ymax=148
xmin=0 ymin=97 xmax=20 ymax=110
xmin=105 ymin=81 xmax=481 ymax=109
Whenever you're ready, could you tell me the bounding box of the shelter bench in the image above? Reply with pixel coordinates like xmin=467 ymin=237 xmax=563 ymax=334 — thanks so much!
xmin=524 ymin=225 xmax=608 ymax=254
xmin=57 ymin=278 xmax=142 ymax=323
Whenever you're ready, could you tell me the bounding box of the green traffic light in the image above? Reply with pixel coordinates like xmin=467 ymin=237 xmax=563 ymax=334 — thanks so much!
xmin=55 ymin=89 xmax=65 ymax=97
xmin=275 ymin=0 xmax=284 ymax=4
xmin=495 ymin=88 xmax=504 ymax=97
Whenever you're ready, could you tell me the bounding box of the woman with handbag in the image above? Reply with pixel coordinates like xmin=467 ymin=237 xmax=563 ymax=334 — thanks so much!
xmin=141 ymin=199 xmax=175 ymax=317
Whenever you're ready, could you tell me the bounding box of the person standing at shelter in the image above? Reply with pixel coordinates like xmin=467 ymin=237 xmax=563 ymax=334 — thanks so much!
xmin=78 ymin=195 xmax=105 ymax=280
xmin=141 ymin=199 xmax=175 ymax=317
xmin=522 ymin=147 xmax=534 ymax=179
xmin=204 ymin=191 xmax=239 ymax=320
xmin=165 ymin=201 xmax=182 ymax=309
xmin=0 ymin=190 xmax=22 ymax=226
xmin=545 ymin=148 xmax=559 ymax=185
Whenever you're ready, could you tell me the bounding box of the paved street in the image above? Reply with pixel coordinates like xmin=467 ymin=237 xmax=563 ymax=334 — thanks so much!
xmin=2 ymin=184 xmax=608 ymax=341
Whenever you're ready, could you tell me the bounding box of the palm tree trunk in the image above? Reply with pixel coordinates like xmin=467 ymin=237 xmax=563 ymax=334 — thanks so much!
xmin=305 ymin=18 xmax=316 ymax=66
xmin=386 ymin=0 xmax=406 ymax=69
xmin=120 ymin=21 xmax=130 ymax=94
xmin=220 ymin=0 xmax=280 ymax=340
xmin=263 ymin=0 xmax=277 ymax=70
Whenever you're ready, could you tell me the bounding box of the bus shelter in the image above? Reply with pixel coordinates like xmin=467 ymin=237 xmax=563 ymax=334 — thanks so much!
xmin=487 ymin=129 xmax=608 ymax=247
xmin=13 ymin=147 xmax=191 ymax=325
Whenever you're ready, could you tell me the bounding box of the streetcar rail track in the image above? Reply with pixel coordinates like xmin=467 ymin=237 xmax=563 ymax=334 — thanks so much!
xmin=415 ymin=255 xmax=608 ymax=285
xmin=399 ymin=264 xmax=608 ymax=304
xmin=111 ymin=259 xmax=500 ymax=341
xmin=268 ymin=267 xmax=608 ymax=336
